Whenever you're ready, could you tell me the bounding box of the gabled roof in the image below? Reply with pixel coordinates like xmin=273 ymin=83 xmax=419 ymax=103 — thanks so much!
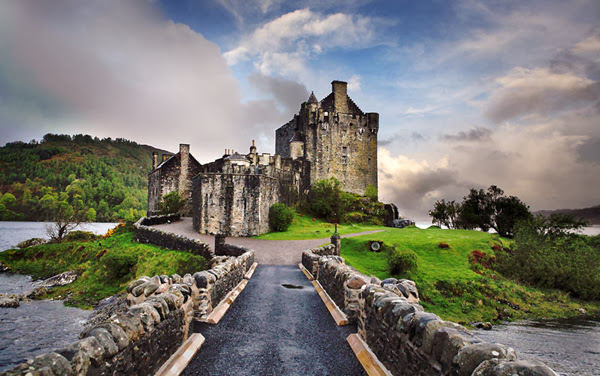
xmin=319 ymin=93 xmax=364 ymax=115
xmin=152 ymin=151 xmax=202 ymax=172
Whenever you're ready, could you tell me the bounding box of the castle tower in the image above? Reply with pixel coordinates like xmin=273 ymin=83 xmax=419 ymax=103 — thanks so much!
xmin=275 ymin=80 xmax=378 ymax=197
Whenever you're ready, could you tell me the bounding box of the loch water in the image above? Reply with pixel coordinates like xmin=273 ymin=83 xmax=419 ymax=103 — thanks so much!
xmin=0 ymin=222 xmax=117 ymax=372
xmin=474 ymin=316 xmax=600 ymax=376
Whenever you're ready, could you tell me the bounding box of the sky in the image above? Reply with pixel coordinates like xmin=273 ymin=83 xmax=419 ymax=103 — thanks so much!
xmin=0 ymin=0 xmax=599 ymax=219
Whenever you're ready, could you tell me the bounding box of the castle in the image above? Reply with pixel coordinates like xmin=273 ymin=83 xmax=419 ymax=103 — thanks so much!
xmin=148 ymin=80 xmax=379 ymax=236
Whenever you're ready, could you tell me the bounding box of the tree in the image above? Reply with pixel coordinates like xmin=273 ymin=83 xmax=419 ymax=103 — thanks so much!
xmin=491 ymin=195 xmax=532 ymax=237
xmin=458 ymin=188 xmax=493 ymax=231
xmin=308 ymin=178 xmax=349 ymax=222
xmin=40 ymin=194 xmax=86 ymax=242
xmin=428 ymin=199 xmax=460 ymax=229
xmin=158 ymin=191 xmax=186 ymax=215
xmin=430 ymin=185 xmax=532 ymax=237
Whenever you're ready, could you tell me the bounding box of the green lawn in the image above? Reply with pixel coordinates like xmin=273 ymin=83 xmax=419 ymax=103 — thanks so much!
xmin=254 ymin=213 xmax=382 ymax=240
xmin=339 ymin=226 xmax=600 ymax=324
xmin=0 ymin=225 xmax=209 ymax=309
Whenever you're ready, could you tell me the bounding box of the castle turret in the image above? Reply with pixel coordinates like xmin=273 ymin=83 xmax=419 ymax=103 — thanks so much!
xmin=249 ymin=140 xmax=258 ymax=165
xmin=289 ymin=130 xmax=304 ymax=160
xmin=366 ymin=112 xmax=379 ymax=133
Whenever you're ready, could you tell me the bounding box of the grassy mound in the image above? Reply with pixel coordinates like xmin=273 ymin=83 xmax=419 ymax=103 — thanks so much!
xmin=254 ymin=212 xmax=382 ymax=240
xmin=340 ymin=226 xmax=600 ymax=324
xmin=0 ymin=224 xmax=209 ymax=309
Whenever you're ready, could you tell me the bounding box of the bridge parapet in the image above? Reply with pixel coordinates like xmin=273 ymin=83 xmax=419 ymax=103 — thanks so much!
xmin=303 ymin=245 xmax=558 ymax=376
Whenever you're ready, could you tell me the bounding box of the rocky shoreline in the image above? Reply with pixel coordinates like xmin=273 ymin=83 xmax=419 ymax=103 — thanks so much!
xmin=0 ymin=270 xmax=79 ymax=308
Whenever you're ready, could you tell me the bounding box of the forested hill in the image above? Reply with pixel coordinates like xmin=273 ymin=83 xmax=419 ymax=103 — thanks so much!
xmin=535 ymin=205 xmax=600 ymax=225
xmin=0 ymin=133 xmax=169 ymax=222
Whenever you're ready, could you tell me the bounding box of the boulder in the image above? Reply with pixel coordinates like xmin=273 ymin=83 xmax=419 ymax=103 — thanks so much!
xmin=454 ymin=342 xmax=517 ymax=376
xmin=36 ymin=271 xmax=79 ymax=288
xmin=473 ymin=359 xmax=559 ymax=376
xmin=0 ymin=293 xmax=20 ymax=308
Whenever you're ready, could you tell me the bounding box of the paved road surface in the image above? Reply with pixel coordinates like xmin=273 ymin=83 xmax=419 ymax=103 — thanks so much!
xmin=181 ymin=265 xmax=366 ymax=376
xmin=153 ymin=218 xmax=382 ymax=265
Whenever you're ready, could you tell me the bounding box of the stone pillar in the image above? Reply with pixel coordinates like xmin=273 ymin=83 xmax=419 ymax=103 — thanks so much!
xmin=331 ymin=232 xmax=341 ymax=256
xmin=214 ymin=233 xmax=226 ymax=255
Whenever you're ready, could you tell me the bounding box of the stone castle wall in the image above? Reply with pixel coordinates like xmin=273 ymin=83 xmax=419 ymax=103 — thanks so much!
xmin=302 ymin=246 xmax=558 ymax=376
xmin=191 ymin=161 xmax=309 ymax=237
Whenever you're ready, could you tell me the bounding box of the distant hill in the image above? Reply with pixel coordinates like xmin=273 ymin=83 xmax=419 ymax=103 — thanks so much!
xmin=0 ymin=133 xmax=169 ymax=222
xmin=535 ymin=205 xmax=600 ymax=225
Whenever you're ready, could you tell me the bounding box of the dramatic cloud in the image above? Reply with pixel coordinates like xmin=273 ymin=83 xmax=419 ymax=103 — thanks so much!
xmin=378 ymin=148 xmax=467 ymax=219
xmin=224 ymin=9 xmax=374 ymax=76
xmin=484 ymin=67 xmax=599 ymax=123
xmin=247 ymin=73 xmax=308 ymax=115
xmin=441 ymin=127 xmax=492 ymax=142
xmin=0 ymin=0 xmax=308 ymax=160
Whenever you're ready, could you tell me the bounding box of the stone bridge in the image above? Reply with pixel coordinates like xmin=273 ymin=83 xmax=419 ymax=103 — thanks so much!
xmin=2 ymin=216 xmax=558 ymax=376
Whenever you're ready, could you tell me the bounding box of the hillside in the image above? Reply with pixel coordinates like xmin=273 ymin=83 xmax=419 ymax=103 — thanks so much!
xmin=535 ymin=204 xmax=600 ymax=225
xmin=0 ymin=133 xmax=169 ymax=222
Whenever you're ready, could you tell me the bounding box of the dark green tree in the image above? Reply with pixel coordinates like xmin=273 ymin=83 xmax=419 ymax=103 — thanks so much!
xmin=158 ymin=191 xmax=186 ymax=215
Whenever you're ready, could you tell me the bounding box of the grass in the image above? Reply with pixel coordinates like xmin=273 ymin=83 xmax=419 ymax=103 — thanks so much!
xmin=339 ymin=226 xmax=600 ymax=325
xmin=0 ymin=224 xmax=209 ymax=309
xmin=254 ymin=213 xmax=382 ymax=240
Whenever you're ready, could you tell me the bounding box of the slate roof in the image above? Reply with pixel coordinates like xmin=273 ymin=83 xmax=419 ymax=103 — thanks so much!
xmin=225 ymin=152 xmax=248 ymax=161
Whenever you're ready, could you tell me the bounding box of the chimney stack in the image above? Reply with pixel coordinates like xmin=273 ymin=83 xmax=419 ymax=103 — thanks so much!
xmin=152 ymin=152 xmax=158 ymax=170
xmin=178 ymin=144 xmax=190 ymax=202
xmin=331 ymin=80 xmax=348 ymax=113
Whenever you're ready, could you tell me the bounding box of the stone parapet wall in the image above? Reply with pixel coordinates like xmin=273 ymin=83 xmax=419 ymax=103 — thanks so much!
xmin=301 ymin=244 xmax=337 ymax=277
xmin=126 ymin=249 xmax=254 ymax=321
xmin=303 ymin=245 xmax=558 ymax=376
xmin=3 ymin=243 xmax=254 ymax=376
xmin=133 ymin=215 xmax=215 ymax=261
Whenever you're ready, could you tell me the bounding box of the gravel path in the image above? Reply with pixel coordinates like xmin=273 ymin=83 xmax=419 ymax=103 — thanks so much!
xmin=182 ymin=265 xmax=366 ymax=376
xmin=152 ymin=218 xmax=382 ymax=265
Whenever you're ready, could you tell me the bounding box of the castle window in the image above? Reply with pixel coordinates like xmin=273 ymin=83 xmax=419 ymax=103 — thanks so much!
xmin=342 ymin=146 xmax=348 ymax=164
xmin=342 ymin=156 xmax=347 ymax=164
xmin=324 ymin=111 xmax=329 ymax=122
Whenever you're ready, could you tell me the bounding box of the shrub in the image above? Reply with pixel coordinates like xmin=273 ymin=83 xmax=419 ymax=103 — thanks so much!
xmin=388 ymin=248 xmax=418 ymax=276
xmin=100 ymin=251 xmax=138 ymax=280
xmin=438 ymin=242 xmax=450 ymax=249
xmin=496 ymin=216 xmax=600 ymax=300
xmin=64 ymin=231 xmax=100 ymax=242
xmin=365 ymin=185 xmax=378 ymax=201
xmin=177 ymin=255 xmax=209 ymax=276
xmin=268 ymin=203 xmax=295 ymax=232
